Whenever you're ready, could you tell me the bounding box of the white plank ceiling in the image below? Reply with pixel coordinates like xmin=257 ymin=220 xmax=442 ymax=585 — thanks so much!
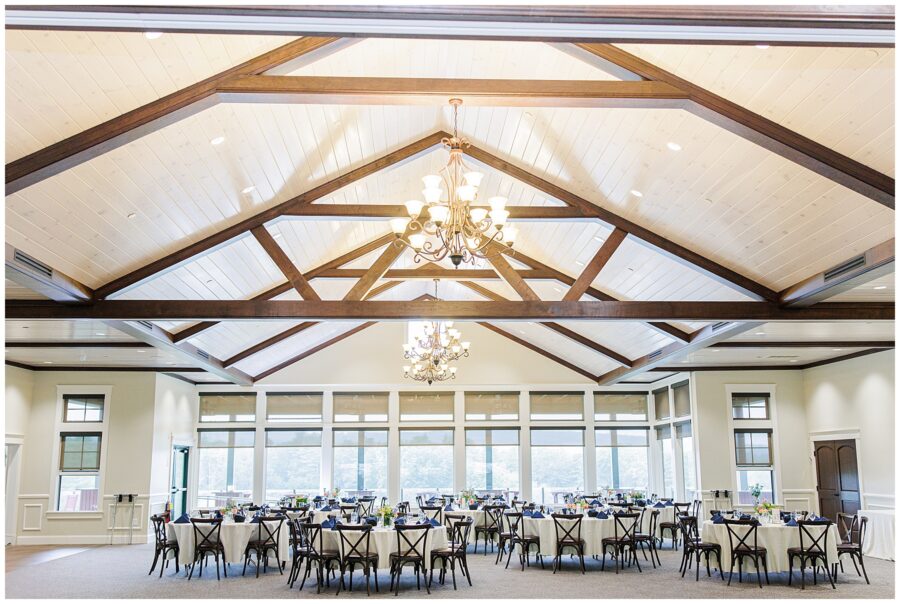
xmin=4 ymin=32 xmax=894 ymax=380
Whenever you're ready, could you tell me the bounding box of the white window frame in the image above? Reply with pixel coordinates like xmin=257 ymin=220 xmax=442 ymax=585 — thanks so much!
xmin=725 ymin=384 xmax=782 ymax=507
xmin=51 ymin=385 xmax=112 ymax=514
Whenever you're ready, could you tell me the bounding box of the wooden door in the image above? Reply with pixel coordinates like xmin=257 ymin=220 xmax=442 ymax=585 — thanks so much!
xmin=814 ymin=439 xmax=860 ymax=520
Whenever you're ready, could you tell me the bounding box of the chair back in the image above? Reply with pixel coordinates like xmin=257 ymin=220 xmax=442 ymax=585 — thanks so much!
xmin=190 ymin=517 xmax=222 ymax=550
xmin=394 ymin=524 xmax=431 ymax=559
xmin=836 ymin=512 xmax=859 ymax=544
xmin=335 ymin=524 xmax=374 ymax=561
xmin=797 ymin=519 xmax=831 ymax=555
xmin=396 ymin=501 xmax=410 ymax=517
xmin=415 ymin=495 xmax=425 ymax=509
xmin=673 ymin=502 xmax=691 ymax=517
xmin=339 ymin=504 xmax=356 ymax=522
xmin=253 ymin=515 xmax=284 ymax=549
xmin=647 ymin=509 xmax=661 ymax=539
xmin=482 ymin=505 xmax=504 ymax=532
xmin=379 ymin=496 xmax=388 ymax=509
xmin=629 ymin=506 xmax=646 ymax=531
xmin=551 ymin=513 xmax=583 ymax=544
xmin=678 ymin=514 xmax=699 ymax=550
xmin=690 ymin=500 xmax=701 ymax=518
xmin=447 ymin=516 xmax=474 ymax=549
xmin=505 ymin=512 xmax=524 ymax=540
xmin=612 ymin=512 xmax=639 ymax=542
xmin=709 ymin=509 xmax=721 ymax=518
xmin=444 ymin=512 xmax=466 ymax=530
xmin=150 ymin=514 xmax=167 ymax=547
xmin=723 ymin=518 xmax=759 ymax=552
xmin=357 ymin=497 xmax=376 ymax=517
xmin=441 ymin=495 xmax=455 ymax=506
xmin=300 ymin=522 xmax=326 ymax=557
xmin=421 ymin=505 xmax=443 ymax=524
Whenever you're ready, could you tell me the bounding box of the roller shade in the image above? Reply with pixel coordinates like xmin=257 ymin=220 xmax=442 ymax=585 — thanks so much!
xmin=530 ymin=428 xmax=584 ymax=446
xmin=595 ymin=427 xmax=649 ymax=447
xmin=266 ymin=392 xmax=323 ymax=423
xmin=464 ymin=392 xmax=519 ymax=420
xmin=593 ymin=392 xmax=648 ymax=421
xmin=333 ymin=392 xmax=389 ymax=422
xmin=198 ymin=429 xmax=255 ymax=448
xmin=199 ymin=393 xmax=256 ymax=422
xmin=465 ymin=428 xmax=519 ymax=446
xmin=333 ymin=429 xmax=388 ymax=447
xmin=672 ymin=381 xmax=691 ymax=418
xmin=529 ymin=392 xmax=584 ymax=420
xmin=653 ymin=388 xmax=671 ymax=421
xmin=399 ymin=392 xmax=454 ymax=421
xmin=399 ymin=429 xmax=453 ymax=446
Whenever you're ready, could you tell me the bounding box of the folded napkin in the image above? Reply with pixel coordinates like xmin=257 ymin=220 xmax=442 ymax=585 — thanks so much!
xmin=785 ymin=519 xmax=798 ymax=527
xmin=590 ymin=499 xmax=601 ymax=506
xmin=596 ymin=512 xmax=609 ymax=520
xmin=635 ymin=500 xmax=646 ymax=507
xmin=233 ymin=514 xmax=246 ymax=523
xmin=665 ymin=501 xmax=674 ymax=506
xmin=468 ymin=504 xmax=479 ymax=510
xmin=250 ymin=516 xmax=261 ymax=524
xmin=444 ymin=504 xmax=453 ymax=511
xmin=321 ymin=518 xmax=336 ymax=529
xmin=523 ymin=510 xmax=533 ymax=517
xmin=712 ymin=514 xmax=725 ymax=525
xmin=174 ymin=513 xmax=191 ymax=524
xmin=314 ymin=495 xmax=323 ymax=500
xmin=428 ymin=518 xmax=440 ymax=527
xmin=214 ymin=510 xmax=223 ymax=519
xmin=365 ymin=516 xmax=377 ymax=526
xmin=320 ymin=505 xmax=332 ymax=512
xmin=587 ymin=510 xmax=598 ymax=518
xmin=653 ymin=502 xmax=666 ymax=508
xmin=531 ymin=511 xmax=545 ymax=519
xmin=394 ymin=517 xmax=406 ymax=525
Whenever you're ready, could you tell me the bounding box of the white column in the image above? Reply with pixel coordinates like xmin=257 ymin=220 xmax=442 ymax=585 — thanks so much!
xmin=519 ymin=391 xmax=532 ymax=501
xmin=252 ymin=390 xmax=265 ymax=504
xmin=583 ymin=389 xmax=597 ymax=495
xmin=453 ymin=390 xmax=466 ymax=495
xmin=388 ymin=390 xmax=401 ymax=503
xmin=321 ymin=391 xmax=334 ymax=492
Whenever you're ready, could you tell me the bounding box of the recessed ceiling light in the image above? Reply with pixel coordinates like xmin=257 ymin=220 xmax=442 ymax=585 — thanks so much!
xmin=127 ymin=212 xmax=136 ymax=219
xmin=206 ymin=279 xmax=214 ymax=285
xmin=144 ymin=31 xmax=163 ymax=40
xmin=873 ymin=285 xmax=887 ymax=290
xmin=711 ymin=349 xmax=720 ymax=352
xmin=95 ymin=332 xmax=104 ymax=336
xmin=43 ymin=361 xmax=52 ymax=364
xmin=666 ymin=142 xmax=682 ymax=152
xmin=789 ymin=359 xmax=798 ymax=363
xmin=630 ymin=189 xmax=643 ymax=197
xmin=210 ymin=136 xmax=225 ymax=146
xmin=832 ymin=348 xmax=843 ymax=352
xmin=754 ymin=331 xmax=765 ymax=336
xmin=273 ymin=232 xmax=283 ymax=239
xmin=593 ymin=236 xmax=603 ymax=241
xmin=167 ymin=362 xmax=177 ymax=365
xmin=575 ymin=261 xmax=585 ymax=266
xmin=755 ymin=44 xmax=770 ymax=49
xmin=137 ymin=349 xmax=146 ymax=353
xmin=553 ymin=287 xmax=562 ymax=293
xmin=242 ymin=186 xmax=256 ymax=194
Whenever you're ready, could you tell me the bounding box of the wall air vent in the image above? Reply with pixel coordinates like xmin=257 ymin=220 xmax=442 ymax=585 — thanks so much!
xmin=824 ymin=255 xmax=866 ymax=281
xmin=710 ymin=321 xmax=730 ymax=331
xmin=13 ymin=249 xmax=52 ymax=278
xmin=136 ymin=320 xmax=154 ymax=331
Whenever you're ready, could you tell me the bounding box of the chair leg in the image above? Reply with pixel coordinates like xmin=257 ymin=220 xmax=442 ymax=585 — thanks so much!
xmin=858 ymin=553 xmax=870 ymax=584
xmin=824 ymin=558 xmax=836 ymax=589
xmin=215 ymin=553 xmax=221 ymax=581
xmin=149 ymin=548 xmax=161 ymax=576
xmin=788 ymin=555 xmax=794 ymax=586
xmin=451 ymin=557 xmax=458 ymax=590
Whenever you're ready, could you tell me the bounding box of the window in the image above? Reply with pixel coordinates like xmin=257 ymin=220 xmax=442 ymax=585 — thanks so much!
xmin=465 ymin=429 xmax=519 ymax=491
xmin=465 ymin=392 xmax=519 ymax=421
xmin=595 ymin=428 xmax=649 ymax=493
xmin=333 ymin=430 xmax=388 ymax=499
xmin=731 ymin=393 xmax=770 ymax=420
xmin=63 ymin=395 xmax=104 ymax=422
xmin=653 ymin=388 xmax=670 ymax=421
xmin=57 ymin=433 xmax=101 ymax=511
xmin=734 ymin=429 xmax=774 ymax=504
xmin=399 ymin=392 xmax=454 ymax=421
xmin=594 ymin=392 xmax=647 ymax=421
xmin=676 ymin=422 xmax=697 ymax=497
xmin=333 ymin=392 xmax=389 ymax=422
xmin=266 ymin=392 xmax=322 ymax=423
xmin=196 ymin=429 xmax=254 ymax=507
xmin=656 ymin=425 xmax=675 ymax=498
xmin=399 ymin=429 xmax=453 ymax=502
xmin=530 ymin=392 xmax=584 ymax=421
xmin=672 ymin=381 xmax=691 ymax=418
xmin=265 ymin=429 xmax=322 ymax=502
xmin=199 ymin=393 xmax=256 ymax=422
xmin=530 ymin=429 xmax=584 ymax=504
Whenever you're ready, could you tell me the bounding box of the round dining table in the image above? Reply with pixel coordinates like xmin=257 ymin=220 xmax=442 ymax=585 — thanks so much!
xmin=167 ymin=519 xmax=291 ymax=568
xmin=319 ymin=523 xmax=448 ymax=570
xmin=701 ymin=519 xmax=840 ymax=573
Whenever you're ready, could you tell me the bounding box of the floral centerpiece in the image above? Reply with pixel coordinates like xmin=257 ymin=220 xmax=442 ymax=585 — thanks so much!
xmin=753 ymin=498 xmax=780 ymax=521
xmin=627 ymin=490 xmax=645 ymax=502
xmin=460 ymin=487 xmax=476 ymax=506
xmin=294 ymin=494 xmax=308 ymax=507
xmin=378 ymin=504 xmax=394 ymax=526
xmin=749 ymin=483 xmax=764 ymax=505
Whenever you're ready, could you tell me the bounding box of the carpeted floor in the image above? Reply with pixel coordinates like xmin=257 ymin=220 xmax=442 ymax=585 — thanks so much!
xmin=4 ymin=542 xmax=894 ymax=599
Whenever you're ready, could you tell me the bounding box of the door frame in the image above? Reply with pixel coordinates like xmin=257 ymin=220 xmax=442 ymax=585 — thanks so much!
xmin=171 ymin=445 xmax=191 ymax=519
xmin=808 ymin=429 xmax=865 ymax=513
xmin=5 ymin=437 xmax=24 ymax=545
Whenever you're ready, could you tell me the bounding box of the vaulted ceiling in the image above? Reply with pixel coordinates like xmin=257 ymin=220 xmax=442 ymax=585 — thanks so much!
xmin=5 ymin=28 xmax=895 ymax=385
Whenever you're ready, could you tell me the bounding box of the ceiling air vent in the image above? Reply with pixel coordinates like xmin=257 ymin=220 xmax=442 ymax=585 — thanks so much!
xmin=647 ymin=349 xmax=662 ymax=359
xmin=710 ymin=321 xmax=730 ymax=332
xmin=136 ymin=320 xmax=154 ymax=331
xmin=13 ymin=249 xmax=52 ymax=278
xmin=824 ymin=255 xmax=866 ymax=281
xmin=767 ymin=355 xmax=799 ymax=359
xmin=196 ymin=349 xmax=210 ymax=360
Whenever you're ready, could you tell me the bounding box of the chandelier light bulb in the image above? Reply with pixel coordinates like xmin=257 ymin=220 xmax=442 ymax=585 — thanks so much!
xmin=462 ymin=341 xmax=471 ymax=350
xmin=409 ymin=233 xmax=426 ymax=249
xmin=422 ymin=188 xmax=442 ymax=204
xmin=450 ymin=367 xmax=458 ymax=374
xmin=488 ymin=196 xmax=507 ymax=212
xmin=403 ymin=365 xmax=411 ymax=373
xmin=402 ymin=343 xmax=411 ymax=352
xmin=404 ymin=199 xmax=424 ymax=218
xmin=445 ymin=320 xmax=454 ymax=328
xmin=428 ymin=205 xmax=450 ymax=225
xmin=456 ymin=184 xmax=476 ymax=202
xmin=422 ymin=174 xmax=443 ymax=189
xmin=464 ymin=171 xmax=484 ymax=187
xmin=469 ymin=207 xmax=488 ymax=224
xmin=504 ymin=225 xmax=518 ymax=244
xmin=390 ymin=217 xmax=410 ymax=235
xmin=489 ymin=209 xmax=509 ymax=227
xmin=452 ymin=345 xmax=460 ymax=353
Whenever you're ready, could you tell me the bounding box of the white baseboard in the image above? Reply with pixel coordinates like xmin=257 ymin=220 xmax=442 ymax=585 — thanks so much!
xmin=15 ymin=534 xmax=148 ymax=546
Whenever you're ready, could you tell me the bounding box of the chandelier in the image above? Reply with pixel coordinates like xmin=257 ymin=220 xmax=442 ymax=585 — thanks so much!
xmin=389 ymin=98 xmax=517 ymax=267
xmin=402 ymin=281 xmax=471 ymax=385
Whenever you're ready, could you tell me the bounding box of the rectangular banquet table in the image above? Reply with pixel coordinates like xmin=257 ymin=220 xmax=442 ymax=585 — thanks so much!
xmin=167 ymin=519 xmax=291 ymax=568
xmin=858 ymin=509 xmax=895 ymax=561
xmin=701 ymin=520 xmax=840 ymax=573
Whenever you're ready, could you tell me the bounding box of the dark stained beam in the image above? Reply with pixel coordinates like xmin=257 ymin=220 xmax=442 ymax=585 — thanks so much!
xmin=711 ymin=340 xmax=894 ymax=348
xmin=562 ymin=227 xmax=627 ymax=301
xmin=485 ymin=243 xmax=541 ymax=301
xmin=575 ymin=43 xmax=895 ymax=209
xmin=780 ymin=238 xmax=894 ymax=307
xmin=93 ymin=132 xmax=446 ymax=299
xmin=4 ymin=342 xmax=150 ymax=348
xmin=9 ymin=299 xmax=892 ymax=322
xmin=477 ymin=322 xmax=598 ymax=381
xmin=253 ymin=322 xmax=378 ymax=381
xmin=283 ymin=204 xmax=586 ymax=221
xmin=5 ymin=361 xmax=208 ymax=373
xmin=5 ymin=244 xmax=93 ymax=302
xmin=463 ymin=142 xmax=780 ymax=302
xmin=5 ymin=37 xmax=341 ymax=195
xmin=459 ymin=280 xmax=632 ymax=367
xmin=343 ymin=236 xmax=407 ymax=301
xmin=251 ymin=226 xmax=320 ymax=300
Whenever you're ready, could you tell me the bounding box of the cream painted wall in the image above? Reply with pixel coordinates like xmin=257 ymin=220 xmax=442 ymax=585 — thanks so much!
xmin=13 ymin=369 xmax=158 ymax=544
xmin=690 ymin=370 xmax=815 ymax=513
xmin=802 ymin=349 xmax=895 ymax=510
xmin=148 ymin=374 xmax=198 ymax=516
xmin=258 ymin=322 xmax=595 ymax=385
xmin=5 ymin=364 xmax=34 ymax=439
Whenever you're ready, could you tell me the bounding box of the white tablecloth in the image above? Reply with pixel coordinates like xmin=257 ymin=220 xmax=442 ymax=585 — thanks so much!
xmin=522 ymin=516 xmax=618 ymax=557
xmin=859 ymin=509 xmax=895 ymax=561
xmin=701 ymin=520 xmax=840 ymax=573
xmin=320 ymin=524 xmax=447 ymax=570
xmin=167 ymin=520 xmax=290 ymax=567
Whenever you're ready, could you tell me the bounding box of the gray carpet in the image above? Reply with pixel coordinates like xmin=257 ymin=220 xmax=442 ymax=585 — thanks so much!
xmin=4 ymin=542 xmax=894 ymax=599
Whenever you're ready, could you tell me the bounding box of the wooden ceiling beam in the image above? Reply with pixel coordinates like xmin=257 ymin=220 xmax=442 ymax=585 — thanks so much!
xmin=92 ymin=132 xmax=445 ymax=299
xmin=711 ymin=340 xmax=894 ymax=348
xmin=216 ymin=75 xmax=688 ymax=107
xmin=283 ymin=204 xmax=586 ymax=221
xmin=253 ymin=322 xmax=378 ymax=381
xmin=464 ymin=142 xmax=780 ymax=302
xmin=780 ymin=238 xmax=894 ymax=307
xmin=574 ymin=43 xmax=895 ymax=209
xmin=343 ymin=235 xmax=408 ymax=301
xmin=10 ymin=299 xmax=891 ymax=322
xmin=562 ymin=227 xmax=627 ymax=301
xmin=459 ymin=280 xmax=632 ymax=367
xmin=5 ymin=37 xmax=341 ymax=196
xmin=251 ymin=226 xmax=320 ymax=300
xmin=476 ymin=322 xmax=598 ymax=382
xmin=5 ymin=342 xmax=150 ymax=348
xmin=485 ymin=243 xmax=541 ymax=301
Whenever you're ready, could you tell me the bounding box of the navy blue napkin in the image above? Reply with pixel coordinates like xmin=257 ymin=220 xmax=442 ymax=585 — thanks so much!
xmin=653 ymin=502 xmax=665 ymax=508
xmin=590 ymin=499 xmax=601 ymax=506
xmin=523 ymin=509 xmax=533 ymax=517
xmin=250 ymin=516 xmax=261 ymax=524
xmin=665 ymin=501 xmax=674 ymax=506
xmin=785 ymin=518 xmax=798 ymax=527
xmin=468 ymin=504 xmax=479 ymax=510
xmin=635 ymin=500 xmax=646 ymax=507
xmin=394 ymin=517 xmax=406 ymax=525
xmin=320 ymin=505 xmax=332 ymax=512
xmin=214 ymin=510 xmax=223 ymax=519
xmin=174 ymin=513 xmax=190 ymax=524
xmin=596 ymin=511 xmax=609 ymax=520
xmin=444 ymin=504 xmax=453 ymax=511
xmin=531 ymin=511 xmax=544 ymax=519
xmin=365 ymin=516 xmax=377 ymax=526
xmin=712 ymin=514 xmax=725 ymax=525
xmin=587 ymin=510 xmax=598 ymax=518
xmin=428 ymin=518 xmax=440 ymax=527
xmin=321 ymin=518 xmax=336 ymax=529
xmin=233 ymin=514 xmax=246 ymax=523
